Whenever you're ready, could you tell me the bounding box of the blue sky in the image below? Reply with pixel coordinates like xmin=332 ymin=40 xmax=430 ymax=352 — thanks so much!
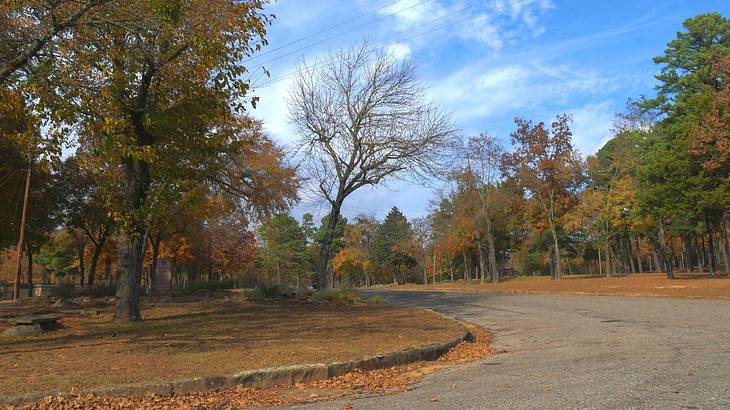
xmin=249 ymin=0 xmax=730 ymax=223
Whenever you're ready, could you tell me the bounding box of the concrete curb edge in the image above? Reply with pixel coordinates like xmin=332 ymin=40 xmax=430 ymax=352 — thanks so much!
xmin=3 ymin=316 xmax=470 ymax=405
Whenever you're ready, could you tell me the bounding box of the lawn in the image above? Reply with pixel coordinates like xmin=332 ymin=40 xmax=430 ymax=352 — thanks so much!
xmin=394 ymin=272 xmax=730 ymax=300
xmin=0 ymin=300 xmax=464 ymax=399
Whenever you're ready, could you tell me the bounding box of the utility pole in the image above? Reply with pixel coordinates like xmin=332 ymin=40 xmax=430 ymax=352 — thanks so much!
xmin=13 ymin=167 xmax=31 ymax=301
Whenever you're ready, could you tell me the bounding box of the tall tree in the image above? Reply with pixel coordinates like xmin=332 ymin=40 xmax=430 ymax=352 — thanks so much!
xmin=371 ymin=207 xmax=415 ymax=285
xmin=289 ymin=41 xmax=457 ymax=289
xmin=466 ymin=134 xmax=504 ymax=282
xmin=58 ymin=0 xmax=272 ymax=321
xmin=503 ymin=114 xmax=585 ymax=279
xmin=259 ymin=214 xmax=308 ymax=287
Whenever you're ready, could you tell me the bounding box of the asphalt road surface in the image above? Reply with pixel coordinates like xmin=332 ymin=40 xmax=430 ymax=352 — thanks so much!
xmin=295 ymin=290 xmax=730 ymax=409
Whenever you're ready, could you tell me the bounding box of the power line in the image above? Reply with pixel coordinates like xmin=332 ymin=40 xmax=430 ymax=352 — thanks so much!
xmin=247 ymin=0 xmax=406 ymax=63
xmin=248 ymin=0 xmax=426 ymax=72
xmin=253 ymin=9 xmax=474 ymax=89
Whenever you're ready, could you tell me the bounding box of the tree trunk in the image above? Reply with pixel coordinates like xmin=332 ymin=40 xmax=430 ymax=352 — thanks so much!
xmin=26 ymin=247 xmax=33 ymax=297
xmin=149 ymin=236 xmax=160 ymax=291
xmin=721 ymin=224 xmax=730 ymax=275
xmin=548 ymin=218 xmax=562 ymax=279
xmin=315 ymin=204 xmax=342 ymax=290
xmin=606 ymin=244 xmax=612 ymax=278
xmin=422 ymin=255 xmax=428 ymax=285
xmin=598 ymin=246 xmax=602 ymax=276
xmin=476 ymin=239 xmax=487 ymax=283
xmin=695 ymin=235 xmax=705 ymax=273
xmin=635 ymin=237 xmax=643 ymax=273
xmin=657 ymin=219 xmax=673 ymax=279
xmin=486 ymin=228 xmax=499 ymax=283
xmin=276 ymin=260 xmax=282 ymax=286
xmin=75 ymin=235 xmax=86 ymax=287
xmin=88 ymin=243 xmax=103 ymax=287
xmin=705 ymin=212 xmax=716 ymax=277
xmin=626 ymin=236 xmax=636 ymax=274
xmin=114 ymin=233 xmax=144 ymax=322
xmin=462 ymin=250 xmax=468 ymax=281
xmin=449 ymin=258 xmax=454 ymax=282
xmin=432 ymin=252 xmax=436 ymax=284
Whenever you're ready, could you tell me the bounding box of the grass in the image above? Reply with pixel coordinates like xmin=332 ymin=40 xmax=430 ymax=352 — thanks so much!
xmin=394 ymin=272 xmax=730 ymax=300
xmin=0 ymin=300 xmax=463 ymax=398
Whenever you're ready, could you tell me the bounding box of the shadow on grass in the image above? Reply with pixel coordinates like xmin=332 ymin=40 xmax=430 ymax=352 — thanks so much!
xmin=0 ymin=303 xmax=436 ymax=356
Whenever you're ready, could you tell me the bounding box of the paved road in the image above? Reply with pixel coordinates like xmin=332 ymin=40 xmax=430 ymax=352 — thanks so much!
xmin=296 ymin=291 xmax=730 ymax=409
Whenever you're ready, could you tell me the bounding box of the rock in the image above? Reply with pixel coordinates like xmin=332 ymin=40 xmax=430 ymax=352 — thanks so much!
xmin=193 ymin=289 xmax=211 ymax=298
xmin=2 ymin=323 xmax=43 ymax=337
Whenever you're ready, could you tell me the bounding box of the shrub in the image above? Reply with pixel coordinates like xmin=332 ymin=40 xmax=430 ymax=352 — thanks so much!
xmin=185 ymin=279 xmax=236 ymax=293
xmin=310 ymin=288 xmax=377 ymax=305
xmin=49 ymin=284 xmax=116 ymax=299
xmin=244 ymin=284 xmax=285 ymax=301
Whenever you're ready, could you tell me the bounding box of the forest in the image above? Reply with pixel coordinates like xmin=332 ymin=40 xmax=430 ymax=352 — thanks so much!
xmin=1 ymin=3 xmax=729 ymax=321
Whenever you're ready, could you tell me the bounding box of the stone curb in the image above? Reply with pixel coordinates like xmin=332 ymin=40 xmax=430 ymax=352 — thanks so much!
xmin=2 ymin=319 xmax=470 ymax=405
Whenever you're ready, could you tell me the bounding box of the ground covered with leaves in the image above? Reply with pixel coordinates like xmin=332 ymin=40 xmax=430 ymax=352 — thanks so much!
xmin=6 ymin=324 xmax=492 ymax=409
xmin=0 ymin=297 xmax=463 ymax=399
xmin=394 ymin=272 xmax=730 ymax=299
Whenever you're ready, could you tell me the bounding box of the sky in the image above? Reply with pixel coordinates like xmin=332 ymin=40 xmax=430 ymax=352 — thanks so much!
xmin=249 ymin=0 xmax=730 ymax=223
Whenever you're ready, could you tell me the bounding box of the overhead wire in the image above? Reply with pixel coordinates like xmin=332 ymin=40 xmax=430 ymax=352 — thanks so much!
xmin=245 ymin=0 xmax=427 ymax=85
xmin=252 ymin=7 xmax=474 ymax=89
xmin=248 ymin=1 xmax=425 ymax=71
xmin=246 ymin=0 xmax=407 ymax=63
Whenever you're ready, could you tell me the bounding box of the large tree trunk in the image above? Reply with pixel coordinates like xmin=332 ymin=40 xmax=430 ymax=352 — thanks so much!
xmin=114 ymin=233 xmax=144 ymax=322
xmin=315 ymin=204 xmax=342 ymax=290
xmin=114 ymin=151 xmax=150 ymax=321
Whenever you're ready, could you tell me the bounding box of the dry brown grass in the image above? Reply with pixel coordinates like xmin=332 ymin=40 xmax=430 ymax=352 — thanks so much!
xmin=0 ymin=300 xmax=464 ymax=399
xmin=6 ymin=322 xmax=493 ymax=410
xmin=395 ymin=272 xmax=730 ymax=300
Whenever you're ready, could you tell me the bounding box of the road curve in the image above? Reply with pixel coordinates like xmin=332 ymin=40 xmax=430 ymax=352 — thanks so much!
xmin=295 ymin=290 xmax=730 ymax=409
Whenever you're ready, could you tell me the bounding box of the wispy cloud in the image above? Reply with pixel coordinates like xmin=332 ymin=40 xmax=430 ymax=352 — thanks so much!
xmin=429 ymin=61 xmax=622 ymax=122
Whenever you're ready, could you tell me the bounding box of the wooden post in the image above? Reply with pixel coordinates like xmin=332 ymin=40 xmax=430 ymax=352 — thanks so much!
xmin=13 ymin=167 xmax=31 ymax=301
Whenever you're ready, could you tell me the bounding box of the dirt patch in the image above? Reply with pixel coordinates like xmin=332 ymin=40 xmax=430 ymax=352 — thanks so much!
xmin=5 ymin=323 xmax=493 ymax=409
xmin=394 ymin=273 xmax=730 ymax=300
xmin=0 ymin=300 xmax=463 ymax=399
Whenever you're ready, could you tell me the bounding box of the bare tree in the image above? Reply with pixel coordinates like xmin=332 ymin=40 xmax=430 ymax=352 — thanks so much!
xmin=288 ymin=42 xmax=458 ymax=289
xmin=466 ymin=134 xmax=503 ymax=283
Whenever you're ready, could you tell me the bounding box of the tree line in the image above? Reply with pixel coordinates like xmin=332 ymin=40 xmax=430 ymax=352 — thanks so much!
xmin=2 ymin=4 xmax=729 ymax=323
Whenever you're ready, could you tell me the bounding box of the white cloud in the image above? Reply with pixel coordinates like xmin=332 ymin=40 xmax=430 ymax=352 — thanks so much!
xmin=251 ymin=73 xmax=297 ymax=144
xmin=569 ymin=100 xmax=616 ymax=155
xmin=385 ymin=42 xmax=412 ymax=59
xmin=429 ymin=61 xmax=620 ymax=122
